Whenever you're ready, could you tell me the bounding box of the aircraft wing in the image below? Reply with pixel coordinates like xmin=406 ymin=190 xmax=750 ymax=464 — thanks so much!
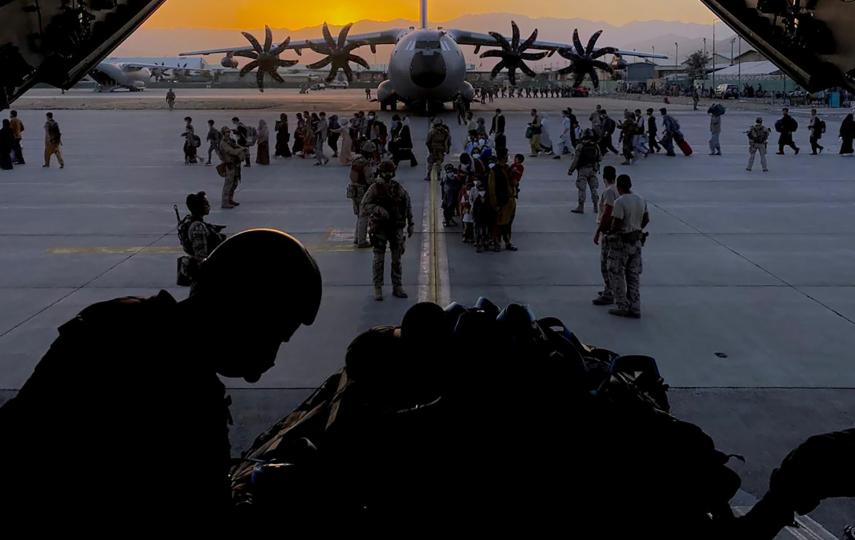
xmin=446 ymin=29 xmax=668 ymax=59
xmin=180 ymin=29 xmax=406 ymax=57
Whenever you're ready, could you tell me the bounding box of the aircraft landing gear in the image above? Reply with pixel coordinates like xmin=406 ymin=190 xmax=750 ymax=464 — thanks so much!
xmin=380 ymin=97 xmax=398 ymax=112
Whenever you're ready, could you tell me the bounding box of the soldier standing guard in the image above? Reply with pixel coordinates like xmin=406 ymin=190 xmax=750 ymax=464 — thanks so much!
xmin=568 ymin=129 xmax=602 ymax=214
xmin=218 ymin=126 xmax=245 ymax=209
xmin=746 ymin=118 xmax=771 ymax=172
xmin=607 ymin=174 xmax=649 ymax=319
xmin=361 ymin=160 xmax=414 ymax=301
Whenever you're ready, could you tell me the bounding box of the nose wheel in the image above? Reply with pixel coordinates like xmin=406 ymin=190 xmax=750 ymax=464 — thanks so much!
xmin=379 ymin=96 xmax=398 ymax=111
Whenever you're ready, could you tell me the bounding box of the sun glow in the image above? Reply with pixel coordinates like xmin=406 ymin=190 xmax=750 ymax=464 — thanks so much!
xmin=143 ymin=0 xmax=714 ymax=30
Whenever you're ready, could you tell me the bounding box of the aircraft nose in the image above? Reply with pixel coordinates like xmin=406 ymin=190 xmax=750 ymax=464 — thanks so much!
xmin=410 ymin=51 xmax=446 ymax=89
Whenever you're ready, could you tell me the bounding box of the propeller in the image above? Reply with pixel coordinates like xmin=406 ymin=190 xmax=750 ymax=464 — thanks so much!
xmin=556 ymin=29 xmax=617 ymax=89
xmin=236 ymin=25 xmax=298 ymax=92
xmin=479 ymin=21 xmax=548 ymax=86
xmin=305 ymin=22 xmax=370 ymax=83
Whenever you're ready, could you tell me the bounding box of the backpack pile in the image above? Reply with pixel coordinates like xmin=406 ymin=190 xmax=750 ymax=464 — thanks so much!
xmin=230 ymin=299 xmax=742 ymax=537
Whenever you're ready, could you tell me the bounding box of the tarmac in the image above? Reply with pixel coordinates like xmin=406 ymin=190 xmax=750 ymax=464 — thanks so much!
xmin=0 ymin=88 xmax=853 ymax=532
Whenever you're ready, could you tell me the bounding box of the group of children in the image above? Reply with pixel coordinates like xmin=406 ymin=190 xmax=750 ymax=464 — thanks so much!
xmin=441 ymin=148 xmax=526 ymax=253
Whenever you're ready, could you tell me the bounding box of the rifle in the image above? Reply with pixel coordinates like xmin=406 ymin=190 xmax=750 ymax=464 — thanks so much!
xmin=173 ymin=204 xmax=181 ymax=224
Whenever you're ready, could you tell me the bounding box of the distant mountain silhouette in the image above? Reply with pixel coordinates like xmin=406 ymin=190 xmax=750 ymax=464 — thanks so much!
xmin=115 ymin=14 xmax=738 ymax=67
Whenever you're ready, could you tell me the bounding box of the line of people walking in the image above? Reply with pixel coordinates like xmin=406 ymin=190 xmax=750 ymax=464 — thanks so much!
xmin=0 ymin=111 xmax=64 ymax=170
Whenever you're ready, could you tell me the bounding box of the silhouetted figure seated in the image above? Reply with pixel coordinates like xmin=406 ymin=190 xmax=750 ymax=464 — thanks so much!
xmin=0 ymin=229 xmax=322 ymax=525
xmin=230 ymin=299 xmax=742 ymax=537
xmin=736 ymin=428 xmax=855 ymax=539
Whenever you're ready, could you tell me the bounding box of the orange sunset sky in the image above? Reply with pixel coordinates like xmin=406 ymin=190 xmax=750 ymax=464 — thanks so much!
xmin=143 ymin=0 xmax=716 ymax=29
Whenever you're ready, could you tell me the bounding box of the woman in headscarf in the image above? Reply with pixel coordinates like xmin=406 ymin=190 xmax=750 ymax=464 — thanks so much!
xmin=302 ymin=113 xmax=317 ymax=158
xmin=255 ymin=119 xmax=270 ymax=165
xmin=274 ymin=113 xmax=291 ymax=158
xmin=538 ymin=115 xmax=554 ymax=156
xmin=292 ymin=113 xmax=305 ymax=156
xmin=840 ymin=113 xmax=855 ymax=155
xmin=0 ymin=119 xmax=14 ymax=170
xmin=392 ymin=115 xmax=417 ymax=167
xmin=330 ymin=117 xmax=351 ymax=165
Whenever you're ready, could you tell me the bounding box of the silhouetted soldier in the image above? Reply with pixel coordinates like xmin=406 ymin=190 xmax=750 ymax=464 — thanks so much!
xmin=0 ymin=229 xmax=322 ymax=523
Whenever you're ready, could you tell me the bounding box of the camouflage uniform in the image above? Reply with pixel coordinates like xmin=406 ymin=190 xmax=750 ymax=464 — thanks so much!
xmin=568 ymin=141 xmax=601 ymax=211
xmin=607 ymin=234 xmax=643 ymax=314
xmin=361 ymin=179 xmax=414 ymax=289
xmin=187 ymin=220 xmax=224 ymax=262
xmin=747 ymin=124 xmax=770 ymax=172
xmin=219 ymin=136 xmax=245 ymax=207
xmin=425 ymin=125 xmax=450 ymax=181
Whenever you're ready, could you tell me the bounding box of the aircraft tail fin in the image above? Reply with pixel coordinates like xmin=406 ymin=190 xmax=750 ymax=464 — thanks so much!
xmin=420 ymin=0 xmax=427 ymax=29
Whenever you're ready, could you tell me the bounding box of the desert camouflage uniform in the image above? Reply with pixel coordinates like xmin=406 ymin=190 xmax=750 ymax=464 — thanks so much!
xmin=219 ymin=137 xmax=245 ymax=207
xmin=425 ymin=125 xmax=450 ymax=180
xmin=569 ymin=141 xmax=601 ymax=209
xmin=361 ymin=179 xmax=414 ymax=288
xmin=608 ymin=232 xmax=643 ymax=315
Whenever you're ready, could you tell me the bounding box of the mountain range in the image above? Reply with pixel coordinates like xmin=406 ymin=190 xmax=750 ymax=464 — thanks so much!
xmin=114 ymin=14 xmax=741 ymax=67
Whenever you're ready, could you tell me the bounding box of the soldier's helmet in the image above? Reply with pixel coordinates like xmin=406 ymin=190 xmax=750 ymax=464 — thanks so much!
xmin=360 ymin=141 xmax=377 ymax=154
xmin=377 ymin=160 xmax=397 ymax=180
xmin=195 ymin=229 xmax=322 ymax=327
xmin=444 ymin=163 xmax=457 ymax=173
xmin=582 ymin=128 xmax=596 ymax=141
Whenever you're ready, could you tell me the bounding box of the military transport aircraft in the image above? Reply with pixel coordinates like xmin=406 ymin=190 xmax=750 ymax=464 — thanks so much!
xmin=180 ymin=0 xmax=666 ymax=111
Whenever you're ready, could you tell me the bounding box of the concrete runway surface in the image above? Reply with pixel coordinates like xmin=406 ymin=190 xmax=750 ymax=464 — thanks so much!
xmin=0 ymin=89 xmax=853 ymax=532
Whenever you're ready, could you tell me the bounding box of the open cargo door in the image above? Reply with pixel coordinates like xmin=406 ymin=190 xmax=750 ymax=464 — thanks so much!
xmin=0 ymin=0 xmax=166 ymax=109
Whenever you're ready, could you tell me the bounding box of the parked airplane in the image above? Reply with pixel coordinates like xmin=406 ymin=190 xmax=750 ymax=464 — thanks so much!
xmin=180 ymin=0 xmax=665 ymax=111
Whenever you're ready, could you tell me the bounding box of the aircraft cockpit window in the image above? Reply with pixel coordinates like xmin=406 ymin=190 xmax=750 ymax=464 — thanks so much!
xmin=415 ymin=40 xmax=440 ymax=49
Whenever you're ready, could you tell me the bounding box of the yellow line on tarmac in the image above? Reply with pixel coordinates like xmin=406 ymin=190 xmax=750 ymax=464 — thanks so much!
xmin=49 ymin=243 xmax=357 ymax=255
xmin=49 ymin=246 xmax=182 ymax=254
xmin=427 ymin=164 xmax=442 ymax=304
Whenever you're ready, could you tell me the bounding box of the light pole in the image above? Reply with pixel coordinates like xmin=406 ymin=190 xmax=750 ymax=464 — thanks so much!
xmin=712 ymin=20 xmax=716 ymax=90
xmin=737 ymin=36 xmax=742 ymax=91
xmin=675 ymin=42 xmax=678 ymax=68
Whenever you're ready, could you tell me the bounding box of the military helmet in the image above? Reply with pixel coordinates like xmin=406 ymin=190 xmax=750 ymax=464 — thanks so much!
xmin=444 ymin=163 xmax=457 ymax=173
xmin=377 ymin=160 xmax=397 ymax=179
xmin=582 ymin=128 xmax=596 ymax=140
xmin=360 ymin=141 xmax=377 ymax=154
xmin=195 ymin=229 xmax=322 ymax=327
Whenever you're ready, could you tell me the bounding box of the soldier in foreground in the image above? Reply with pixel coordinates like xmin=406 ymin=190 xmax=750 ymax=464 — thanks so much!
xmin=0 ymin=229 xmax=322 ymax=522
xmin=607 ymin=174 xmax=649 ymax=318
xmin=361 ymin=160 xmax=414 ymax=301
xmin=176 ymin=191 xmax=227 ymax=286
